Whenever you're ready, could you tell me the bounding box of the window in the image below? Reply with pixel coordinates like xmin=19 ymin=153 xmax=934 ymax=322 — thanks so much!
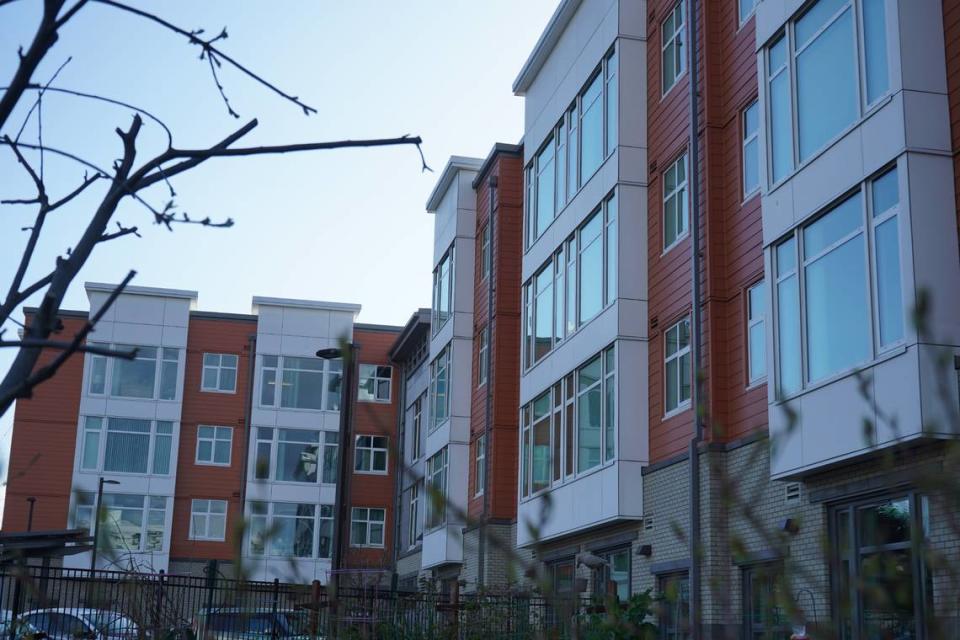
xmin=408 ymin=482 xmax=422 ymax=548
xmin=480 ymin=223 xmax=491 ymax=280
xmin=410 ymin=393 xmax=424 ymax=460
xmin=742 ymin=563 xmax=790 ymax=639
xmin=831 ymin=493 xmax=931 ymax=639
xmin=549 ymin=559 xmax=576 ymax=595
xmin=201 ymin=353 xmax=238 ymax=393
xmin=189 ymin=499 xmax=227 ymax=541
xmin=773 ymin=167 xmax=902 ymax=396
xmin=594 ymin=548 xmax=630 ymax=601
xmin=525 ymin=48 xmax=618 ymax=246
xmin=739 ymin=0 xmax=759 ymax=24
xmin=358 ymin=364 xmax=392 ymax=402
xmin=477 ymin=326 xmax=489 ymax=387
xmin=663 ymin=153 xmax=689 ymax=251
xmin=88 ymin=345 xmax=180 ymax=400
xmin=765 ymin=0 xmax=890 ymax=184
xmin=742 ymin=100 xmax=760 ymax=197
xmin=195 ymin=425 xmax=232 ymax=466
xmin=425 ymin=448 xmax=448 ymax=529
xmin=747 ymin=282 xmax=766 ymax=384
xmin=658 ymin=572 xmax=690 ymax=640
xmin=522 ymin=192 xmax=618 ymax=369
xmin=521 ymin=345 xmax=615 ymax=498
xmin=259 ymin=355 xmax=342 ymax=411
xmin=664 ymin=319 xmax=692 ymax=414
xmin=75 ymin=493 xmax=166 ymax=552
xmin=249 ymin=502 xmax=333 ymax=559
xmin=429 ymin=346 xmax=451 ymax=430
xmin=474 ymin=435 xmax=486 ymax=497
xmin=80 ymin=417 xmax=173 ymax=476
xmin=661 ymin=1 xmax=685 ymax=94
xmin=354 ymin=435 xmax=388 ymax=473
xmin=350 ymin=507 xmax=385 ymax=548
xmin=432 ymin=247 xmax=455 ymax=332
xmin=253 ymin=427 xmax=339 ymax=484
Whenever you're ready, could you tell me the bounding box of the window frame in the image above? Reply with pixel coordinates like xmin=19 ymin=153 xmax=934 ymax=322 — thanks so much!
xmin=663 ymin=318 xmax=692 ymax=416
xmin=86 ymin=344 xmax=180 ymax=401
xmin=410 ymin=393 xmax=424 ymax=461
xmin=657 ymin=571 xmax=691 ymax=640
xmin=408 ymin=482 xmax=422 ymax=549
xmin=429 ymin=346 xmax=451 ymax=432
xmin=425 ymin=447 xmax=449 ymax=530
xmin=661 ymin=0 xmax=687 ymax=96
xmin=78 ymin=416 xmax=174 ymax=477
xmin=742 ymin=562 xmax=791 ymax=639
xmin=480 ymin=223 xmax=491 ymax=281
xmin=474 ymin=435 xmax=486 ymax=498
xmin=350 ymin=507 xmax=386 ymax=548
xmin=200 ymin=353 xmax=238 ymax=394
xmin=248 ymin=501 xmax=333 ymax=559
xmin=742 ymin=99 xmax=761 ymax=199
xmin=74 ymin=492 xmax=167 ymax=553
xmin=738 ymin=0 xmax=759 ymax=26
xmin=189 ymin=498 xmax=228 ymax=542
xmin=258 ymin=354 xmax=341 ymax=412
xmin=358 ymin=364 xmax=392 ymax=403
xmin=354 ymin=434 xmax=389 ymax=474
xmin=662 ymin=152 xmax=689 ymax=253
xmin=432 ymin=246 xmax=455 ymax=334
xmin=477 ymin=325 xmax=489 ymax=387
xmin=195 ymin=425 xmax=233 ymax=467
xmin=746 ymin=280 xmax=767 ymax=386
xmin=252 ymin=427 xmax=339 ymax=485
xmin=593 ymin=546 xmax=631 ymax=602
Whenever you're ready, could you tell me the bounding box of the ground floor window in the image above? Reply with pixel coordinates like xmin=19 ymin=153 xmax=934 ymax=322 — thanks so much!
xmin=831 ymin=492 xmax=931 ymax=640
xmin=658 ymin=572 xmax=690 ymax=640
xmin=594 ymin=547 xmax=630 ymax=602
xmin=742 ymin=562 xmax=790 ymax=639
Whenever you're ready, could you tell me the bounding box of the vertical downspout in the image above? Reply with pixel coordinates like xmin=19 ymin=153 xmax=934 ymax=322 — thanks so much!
xmin=238 ymin=334 xmax=256 ymax=527
xmin=687 ymin=0 xmax=704 ymax=637
xmin=391 ymin=360 xmax=408 ymax=587
xmin=477 ymin=174 xmax=498 ymax=589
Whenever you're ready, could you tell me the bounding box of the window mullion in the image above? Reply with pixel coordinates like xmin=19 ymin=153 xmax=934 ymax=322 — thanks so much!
xmin=795 ymin=232 xmax=809 ymax=388
xmin=788 ymin=26 xmax=800 ymax=173
xmin=863 ymin=185 xmax=882 ymax=360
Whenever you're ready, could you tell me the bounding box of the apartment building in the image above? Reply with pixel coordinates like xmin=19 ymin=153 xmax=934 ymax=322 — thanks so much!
xmin=2 ymin=284 xmax=401 ymax=585
xmin=512 ymin=0 xmax=648 ymax=600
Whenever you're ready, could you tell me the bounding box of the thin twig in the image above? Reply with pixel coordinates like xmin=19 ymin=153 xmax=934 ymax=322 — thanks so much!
xmin=0 ymin=340 xmax=136 ymax=359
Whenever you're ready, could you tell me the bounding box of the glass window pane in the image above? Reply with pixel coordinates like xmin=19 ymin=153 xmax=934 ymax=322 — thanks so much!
xmin=606 ymin=50 xmax=618 ymax=155
xmin=261 ymin=368 xmax=276 ymax=406
xmin=536 ymin=140 xmax=556 ymax=238
xmin=744 ymin=137 xmax=759 ymax=195
xmin=577 ymin=385 xmax=601 ymax=472
xmin=873 ymin=168 xmax=899 ymax=216
xmin=219 ymin=367 xmax=236 ymax=392
xmin=214 ymin=440 xmax=231 ymax=464
xmin=770 ymin=71 xmax=793 ymax=183
xmin=777 ymin=237 xmax=797 ymax=276
xmin=804 ymin=194 xmax=862 ymax=256
xmin=863 ymin=0 xmax=890 ymax=103
xmin=795 ymin=0 xmax=849 ymax=48
xmin=581 ymin=74 xmax=604 ymax=178
xmin=81 ymin=430 xmax=100 ymax=470
xmin=281 ymin=368 xmax=323 ymax=410
xmin=579 ymin=215 xmax=603 ymax=323
xmin=875 ymin=217 xmax=904 ymax=346
xmin=749 ymin=322 xmax=766 ymax=381
xmin=90 ymin=355 xmax=106 ymax=394
xmin=777 ymin=274 xmax=802 ymax=396
xmin=769 ymin=35 xmax=787 ymax=73
xmin=153 ymin=435 xmax=171 ymax=475
xmin=859 ymin=498 xmax=911 ymax=547
xmin=605 ymin=194 xmax=617 ymax=305
xmin=111 ymin=353 xmax=156 ymax=398
xmin=203 ymin=353 xmax=219 ymax=367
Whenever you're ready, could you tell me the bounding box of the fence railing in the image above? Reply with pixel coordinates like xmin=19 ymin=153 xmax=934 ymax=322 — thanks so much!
xmin=0 ymin=565 xmax=604 ymax=640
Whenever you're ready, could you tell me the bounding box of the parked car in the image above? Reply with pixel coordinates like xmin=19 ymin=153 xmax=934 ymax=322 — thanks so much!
xmin=16 ymin=609 xmax=139 ymax=640
xmin=191 ymin=608 xmax=313 ymax=640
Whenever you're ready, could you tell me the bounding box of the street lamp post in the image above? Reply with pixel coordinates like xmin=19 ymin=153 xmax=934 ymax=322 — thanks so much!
xmin=90 ymin=477 xmax=120 ymax=573
xmin=316 ymin=343 xmax=359 ymax=592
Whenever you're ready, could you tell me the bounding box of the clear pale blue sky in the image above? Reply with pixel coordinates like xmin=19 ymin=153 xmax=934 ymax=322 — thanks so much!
xmin=0 ymin=1 xmax=556 ymax=485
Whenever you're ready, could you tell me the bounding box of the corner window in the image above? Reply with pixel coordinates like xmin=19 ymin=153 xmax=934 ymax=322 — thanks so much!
xmin=429 ymin=346 xmax=451 ymax=431
xmin=201 ymin=353 xmax=238 ymax=393
xmin=87 ymin=345 xmax=180 ymax=400
xmin=658 ymin=572 xmax=691 ymax=639
xmin=75 ymin=493 xmax=166 ymax=552
xmin=80 ymin=416 xmax=173 ymax=476
xmin=663 ymin=153 xmax=689 ymax=251
xmin=259 ymin=355 xmax=341 ymax=411
xmin=249 ymin=502 xmax=332 ymax=559
xmin=742 ymin=100 xmax=760 ymax=197
xmin=196 ymin=425 xmax=233 ymax=466
xmin=739 ymin=0 xmax=759 ymax=24
xmin=432 ymin=247 xmax=455 ymax=332
xmin=354 ymin=435 xmax=388 ymax=473
xmin=425 ymin=448 xmax=448 ymax=529
xmin=664 ymin=318 xmax=692 ymax=414
xmin=747 ymin=281 xmax=766 ymax=384
xmin=189 ymin=499 xmax=227 ymax=541
xmin=350 ymin=507 xmax=385 ymax=548
xmin=474 ymin=435 xmax=486 ymax=497
xmin=358 ymin=364 xmax=392 ymax=402
xmin=477 ymin=327 xmax=489 ymax=387
xmin=253 ymin=427 xmax=339 ymax=485
xmin=773 ymin=167 xmax=902 ymax=397
xmin=661 ymin=1 xmax=686 ymax=95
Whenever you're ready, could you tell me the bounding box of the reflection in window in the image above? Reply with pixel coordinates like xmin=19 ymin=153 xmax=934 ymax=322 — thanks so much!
xmin=75 ymin=493 xmax=166 ymax=553
xmin=658 ymin=572 xmax=690 ymax=639
xmin=249 ymin=502 xmax=332 ymax=559
xmin=664 ymin=318 xmax=691 ymax=414
xmin=260 ymin=355 xmax=341 ymax=411
xmin=254 ymin=427 xmax=338 ymax=484
xmin=358 ymin=364 xmax=392 ymax=402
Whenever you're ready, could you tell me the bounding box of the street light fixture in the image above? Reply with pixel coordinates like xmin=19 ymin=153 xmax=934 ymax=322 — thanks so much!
xmin=90 ymin=477 xmax=120 ymax=572
xmin=316 ymin=343 xmax=358 ymax=592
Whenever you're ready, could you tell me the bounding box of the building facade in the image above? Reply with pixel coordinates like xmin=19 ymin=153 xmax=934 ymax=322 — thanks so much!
xmin=3 ymin=284 xmax=400 ymax=585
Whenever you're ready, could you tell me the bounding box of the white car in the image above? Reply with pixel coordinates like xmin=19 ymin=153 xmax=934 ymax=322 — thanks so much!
xmin=16 ymin=608 xmax=139 ymax=640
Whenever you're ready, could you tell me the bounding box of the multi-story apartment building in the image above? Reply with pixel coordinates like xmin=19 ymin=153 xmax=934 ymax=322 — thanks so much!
xmin=512 ymin=0 xmax=648 ymax=601
xmin=2 ymin=284 xmax=400 ymax=584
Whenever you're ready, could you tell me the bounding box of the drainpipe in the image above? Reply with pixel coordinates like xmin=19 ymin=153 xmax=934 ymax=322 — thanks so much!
xmin=391 ymin=359 xmax=408 ymax=588
xmin=687 ymin=0 xmax=704 ymax=637
xmin=239 ymin=334 xmax=257 ymax=555
xmin=477 ymin=174 xmax=498 ymax=589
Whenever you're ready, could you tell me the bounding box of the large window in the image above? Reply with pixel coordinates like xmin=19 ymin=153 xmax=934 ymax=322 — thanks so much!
xmin=410 ymin=393 xmax=424 ymax=460
xmin=249 ymin=502 xmax=333 ymax=559
xmin=358 ymin=364 xmax=392 ymax=402
xmin=350 ymin=507 xmax=386 ymax=548
xmin=429 ymin=346 xmax=451 ymax=431
xmin=354 ymin=435 xmax=388 ymax=474
xmin=747 ymin=282 xmax=766 ymax=385
xmin=594 ymin=548 xmax=630 ymax=602
xmin=189 ymin=499 xmax=228 ymax=541
xmin=253 ymin=427 xmax=339 ymax=484
xmin=664 ymin=318 xmax=691 ymax=414
xmin=201 ymin=353 xmax=238 ymax=393
xmin=425 ymin=448 xmax=448 ymax=529
xmin=521 ymin=345 xmax=615 ymax=498
xmin=259 ymin=355 xmax=341 ymax=411
xmin=742 ymin=100 xmax=760 ymax=197
xmin=525 ymin=48 xmax=618 ymax=246
xmin=766 ymin=0 xmax=890 ymax=184
xmin=831 ymin=493 xmax=931 ymax=639
xmin=742 ymin=563 xmax=790 ymax=639
xmin=76 ymin=493 xmax=166 ymax=553
xmin=661 ymin=1 xmax=685 ymax=95
xmin=658 ymin=572 xmax=690 ymax=640
xmin=196 ymin=425 xmax=232 ymax=466
xmin=774 ymin=167 xmax=902 ymax=397
xmin=663 ymin=153 xmax=689 ymax=251
xmin=432 ymin=247 xmax=455 ymax=332
xmin=88 ymin=345 xmax=179 ymax=400
xmin=522 ymin=192 xmax=618 ymax=369
xmin=408 ymin=482 xmax=422 ymax=548
xmin=79 ymin=417 xmax=172 ymax=476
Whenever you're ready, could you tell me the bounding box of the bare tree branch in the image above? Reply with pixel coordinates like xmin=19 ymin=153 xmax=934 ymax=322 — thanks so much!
xmin=0 ymin=340 xmax=136 ymax=360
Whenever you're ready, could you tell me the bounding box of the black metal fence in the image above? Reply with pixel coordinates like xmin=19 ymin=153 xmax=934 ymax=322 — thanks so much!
xmin=0 ymin=566 xmax=605 ymax=640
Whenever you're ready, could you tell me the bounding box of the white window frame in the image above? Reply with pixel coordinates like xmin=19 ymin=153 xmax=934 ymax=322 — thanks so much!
xmin=429 ymin=346 xmax=451 ymax=432
xmin=474 ymin=435 xmax=486 ymax=497
xmin=663 ymin=153 xmax=689 ymax=253
xmin=189 ymin=499 xmax=228 ymax=541
xmin=354 ymin=434 xmax=389 ymax=474
xmin=432 ymin=246 xmax=455 ymax=334
xmin=425 ymin=448 xmax=449 ymax=530
xmin=739 ymin=0 xmax=759 ymax=26
xmin=252 ymin=427 xmax=339 ymax=485
xmin=408 ymin=482 xmax=422 ymax=548
xmin=195 ymin=425 xmax=233 ymax=467
xmin=201 ymin=353 xmax=238 ymax=393
xmin=410 ymin=393 xmax=424 ymax=461
xmin=747 ymin=281 xmax=767 ymax=385
xmin=258 ymin=354 xmax=341 ymax=411
xmin=78 ymin=416 xmax=174 ymax=477
xmin=480 ymin=223 xmax=491 ymax=281
xmin=248 ymin=501 xmax=333 ymax=559
xmin=350 ymin=507 xmax=386 ymax=548
xmin=87 ymin=344 xmax=180 ymax=401
xmin=664 ymin=318 xmax=692 ymax=416
xmin=358 ymin=364 xmax=392 ymax=403
xmin=477 ymin=326 xmax=489 ymax=387
xmin=742 ymin=99 xmax=760 ymax=198
xmin=75 ymin=493 xmax=167 ymax=553
xmin=661 ymin=0 xmax=686 ymax=96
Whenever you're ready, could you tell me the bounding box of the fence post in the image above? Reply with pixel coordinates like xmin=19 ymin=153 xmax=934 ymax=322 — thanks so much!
xmin=450 ymin=582 xmax=459 ymax=640
xmin=270 ymin=578 xmax=280 ymax=640
xmin=309 ymin=580 xmax=321 ymax=639
xmin=8 ymin=557 xmax=23 ymax=640
xmin=203 ymin=559 xmax=218 ymax=639
xmin=152 ymin=569 xmax=165 ymax=638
